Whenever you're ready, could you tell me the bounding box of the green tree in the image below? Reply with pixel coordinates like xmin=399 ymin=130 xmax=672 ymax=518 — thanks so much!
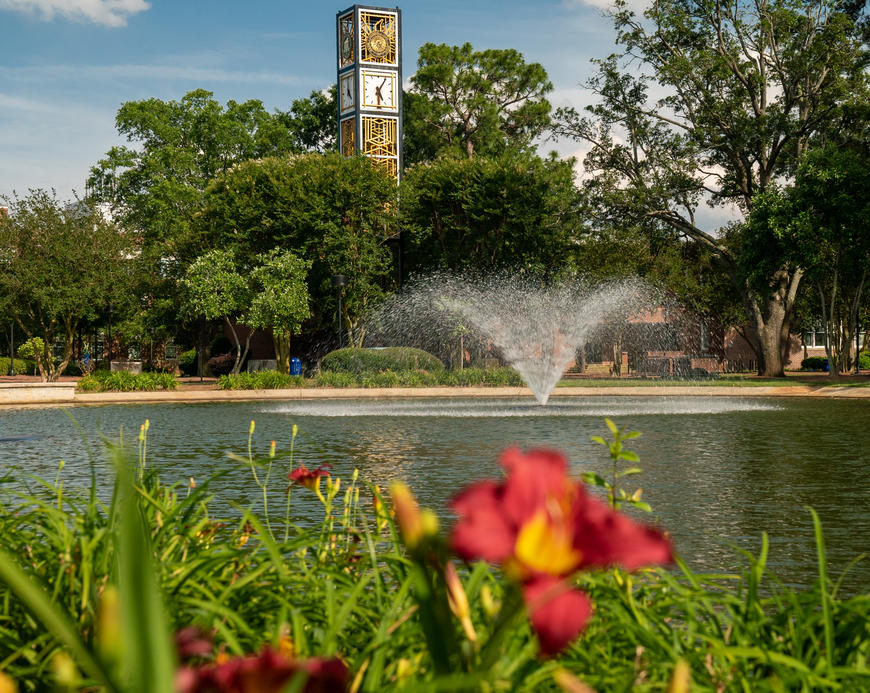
xmin=87 ymin=90 xmax=299 ymax=346
xmin=555 ymin=0 xmax=866 ymax=376
xmin=247 ymin=250 xmax=311 ymax=374
xmin=400 ymin=152 xmax=581 ymax=275
xmin=180 ymin=250 xmax=252 ymax=376
xmin=0 ymin=190 xmax=130 ymax=381
xmin=406 ymin=43 xmax=552 ymax=160
xmin=198 ymin=153 xmax=398 ymax=345
xmin=745 ymin=146 xmax=870 ymax=376
xmin=281 ymin=86 xmax=337 ymax=153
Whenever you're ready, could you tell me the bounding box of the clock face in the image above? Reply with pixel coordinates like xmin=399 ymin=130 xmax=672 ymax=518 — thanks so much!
xmin=362 ymin=72 xmax=396 ymax=111
xmin=338 ymin=14 xmax=354 ymax=67
xmin=359 ymin=10 xmax=396 ymax=64
xmin=340 ymin=74 xmax=355 ymax=114
xmin=366 ymin=30 xmax=389 ymax=59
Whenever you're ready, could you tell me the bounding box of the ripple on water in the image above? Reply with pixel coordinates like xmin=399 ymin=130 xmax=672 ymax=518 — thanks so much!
xmin=258 ymin=396 xmax=784 ymax=418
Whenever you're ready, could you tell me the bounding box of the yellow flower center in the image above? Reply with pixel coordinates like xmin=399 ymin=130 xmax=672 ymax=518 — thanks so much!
xmin=513 ymin=508 xmax=582 ymax=578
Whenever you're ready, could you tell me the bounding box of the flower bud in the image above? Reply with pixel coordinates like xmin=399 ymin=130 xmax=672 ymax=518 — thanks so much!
xmin=390 ymin=482 xmax=423 ymax=548
xmin=0 ymin=672 xmax=18 ymax=693
xmin=249 ymin=420 xmax=256 ymax=436
xmin=445 ymin=562 xmax=477 ymax=644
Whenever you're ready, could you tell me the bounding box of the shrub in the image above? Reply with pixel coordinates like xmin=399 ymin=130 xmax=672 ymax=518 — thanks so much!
xmin=217 ymin=372 xmax=305 ymax=390
xmin=179 ymin=348 xmax=198 ymax=376
xmin=859 ymin=351 xmax=870 ymax=370
xmin=76 ymin=370 xmax=178 ymax=392
xmin=0 ymin=358 xmax=35 ymax=375
xmin=207 ymin=352 xmax=237 ymax=376
xmin=15 ymin=337 xmax=45 ymax=362
xmin=320 ymin=347 xmax=444 ymax=374
xmin=801 ymin=356 xmax=828 ymax=371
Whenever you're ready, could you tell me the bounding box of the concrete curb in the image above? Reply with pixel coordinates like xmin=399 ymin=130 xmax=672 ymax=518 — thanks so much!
xmin=2 ymin=382 xmax=870 ymax=407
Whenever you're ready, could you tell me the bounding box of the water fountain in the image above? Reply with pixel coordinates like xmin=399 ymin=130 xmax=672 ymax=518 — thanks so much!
xmin=367 ymin=274 xmax=661 ymax=404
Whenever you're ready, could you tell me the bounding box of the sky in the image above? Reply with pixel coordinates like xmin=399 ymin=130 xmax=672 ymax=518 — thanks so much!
xmin=0 ymin=0 xmax=630 ymax=197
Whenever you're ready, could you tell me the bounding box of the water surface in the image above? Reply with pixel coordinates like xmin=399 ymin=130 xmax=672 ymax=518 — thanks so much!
xmin=1 ymin=396 xmax=868 ymax=591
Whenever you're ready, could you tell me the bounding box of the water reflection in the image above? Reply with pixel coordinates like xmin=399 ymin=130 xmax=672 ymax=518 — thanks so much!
xmin=0 ymin=396 xmax=868 ymax=592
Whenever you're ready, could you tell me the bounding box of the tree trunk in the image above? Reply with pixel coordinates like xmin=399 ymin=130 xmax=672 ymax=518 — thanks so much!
xmin=274 ymin=331 xmax=291 ymax=374
xmin=739 ymin=267 xmax=803 ymax=378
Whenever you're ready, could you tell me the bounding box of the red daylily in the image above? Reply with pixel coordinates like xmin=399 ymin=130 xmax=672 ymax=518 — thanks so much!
xmin=176 ymin=647 xmax=348 ymax=693
xmin=288 ymin=464 xmax=331 ymax=490
xmin=450 ymin=447 xmax=673 ymax=655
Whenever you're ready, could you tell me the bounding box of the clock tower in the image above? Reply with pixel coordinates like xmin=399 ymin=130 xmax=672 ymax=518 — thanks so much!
xmin=336 ymin=5 xmax=402 ymax=181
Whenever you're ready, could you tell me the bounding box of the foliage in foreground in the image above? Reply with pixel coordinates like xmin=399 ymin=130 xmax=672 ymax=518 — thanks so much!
xmin=217 ymin=367 xmax=523 ymax=390
xmin=76 ymin=370 xmax=178 ymax=392
xmin=0 ymin=423 xmax=868 ymax=692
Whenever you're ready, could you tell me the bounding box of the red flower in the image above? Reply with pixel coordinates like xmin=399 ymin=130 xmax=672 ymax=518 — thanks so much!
xmin=176 ymin=647 xmax=348 ymax=693
xmin=450 ymin=447 xmax=672 ymax=655
xmin=288 ymin=464 xmax=331 ymax=490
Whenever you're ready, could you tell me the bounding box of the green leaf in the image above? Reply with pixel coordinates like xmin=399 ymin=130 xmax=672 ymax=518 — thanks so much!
xmin=605 ymin=418 xmax=619 ymax=435
xmin=618 ymin=451 xmax=640 ymax=463
xmin=615 ymin=466 xmax=643 ymax=478
xmin=111 ymin=444 xmax=178 ymax=693
xmin=581 ymin=471 xmax=607 ymax=487
xmin=590 ymin=435 xmax=607 ymax=446
xmin=0 ymin=549 xmax=121 ymax=691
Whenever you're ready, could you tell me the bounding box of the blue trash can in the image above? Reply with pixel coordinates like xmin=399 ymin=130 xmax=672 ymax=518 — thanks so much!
xmin=290 ymin=357 xmax=302 ymax=376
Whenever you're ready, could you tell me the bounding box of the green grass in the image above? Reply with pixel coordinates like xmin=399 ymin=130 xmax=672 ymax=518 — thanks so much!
xmin=0 ymin=424 xmax=869 ymax=691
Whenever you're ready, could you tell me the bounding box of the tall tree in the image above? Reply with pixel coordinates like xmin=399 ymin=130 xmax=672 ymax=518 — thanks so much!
xmin=197 ymin=153 xmax=397 ymax=345
xmin=400 ymin=152 xmax=581 ymax=276
xmin=745 ymin=146 xmax=870 ymax=376
xmin=88 ymin=89 xmax=296 ymax=270
xmin=0 ymin=190 xmax=130 ymax=381
xmin=406 ymin=43 xmax=552 ymax=160
xmin=555 ymin=0 xmax=866 ymax=376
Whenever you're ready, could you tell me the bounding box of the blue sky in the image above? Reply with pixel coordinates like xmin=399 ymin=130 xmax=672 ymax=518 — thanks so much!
xmin=0 ymin=0 xmax=628 ymax=201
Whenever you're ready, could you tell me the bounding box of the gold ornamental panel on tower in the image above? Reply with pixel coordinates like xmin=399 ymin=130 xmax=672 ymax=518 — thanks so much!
xmin=359 ymin=10 xmax=397 ymax=64
xmin=340 ymin=118 xmax=356 ymax=156
xmin=362 ymin=116 xmax=397 ymax=157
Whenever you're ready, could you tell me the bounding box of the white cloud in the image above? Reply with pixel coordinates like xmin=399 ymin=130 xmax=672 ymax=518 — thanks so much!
xmin=562 ymin=0 xmax=650 ymax=14
xmin=0 ymin=0 xmax=149 ymax=27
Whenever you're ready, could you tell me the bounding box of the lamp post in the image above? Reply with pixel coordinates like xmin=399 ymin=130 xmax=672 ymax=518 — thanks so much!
xmin=148 ymin=327 xmax=155 ymax=369
xmin=8 ymin=322 xmax=14 ymax=376
xmin=107 ymin=304 xmax=113 ymax=371
xmin=331 ymin=275 xmax=347 ymax=349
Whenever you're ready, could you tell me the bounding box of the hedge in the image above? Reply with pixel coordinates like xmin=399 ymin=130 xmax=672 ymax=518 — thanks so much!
xmin=320 ymin=347 xmax=445 ymax=374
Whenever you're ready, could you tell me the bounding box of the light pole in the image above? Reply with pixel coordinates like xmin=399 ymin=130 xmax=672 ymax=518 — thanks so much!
xmin=107 ymin=304 xmax=113 ymax=370
xmin=331 ymin=275 xmax=347 ymax=349
xmin=148 ymin=327 xmax=155 ymax=369
xmin=8 ymin=322 xmax=14 ymax=376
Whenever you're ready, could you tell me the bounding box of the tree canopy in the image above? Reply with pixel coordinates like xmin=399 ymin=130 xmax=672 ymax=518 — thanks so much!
xmin=198 ymin=153 xmax=398 ymax=344
xmin=406 ymin=43 xmax=552 ymax=160
xmin=400 ymin=152 xmax=581 ymax=276
xmin=555 ymin=0 xmax=868 ymax=375
xmin=0 ymin=190 xmax=130 ymax=381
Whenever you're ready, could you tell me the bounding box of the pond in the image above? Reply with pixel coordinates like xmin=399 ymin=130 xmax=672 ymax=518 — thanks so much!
xmin=1 ymin=395 xmax=869 ymax=592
